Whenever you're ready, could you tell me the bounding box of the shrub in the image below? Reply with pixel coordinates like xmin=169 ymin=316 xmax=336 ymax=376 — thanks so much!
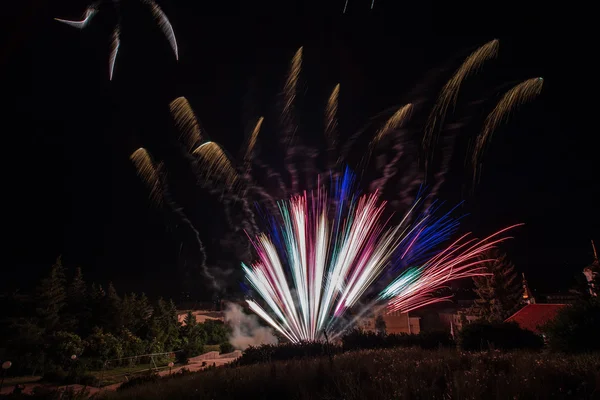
xmin=219 ymin=342 xmax=235 ymax=354
xmin=542 ymin=298 xmax=600 ymax=353
xmin=459 ymin=321 xmax=543 ymax=351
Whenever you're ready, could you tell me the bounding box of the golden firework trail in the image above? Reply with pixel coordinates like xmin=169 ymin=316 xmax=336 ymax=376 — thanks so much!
xmin=371 ymin=103 xmax=413 ymax=148
xmin=244 ymin=116 xmax=264 ymax=168
xmin=170 ymin=97 xmax=203 ymax=152
xmin=193 ymin=142 xmax=239 ymax=189
xmin=130 ymin=148 xmax=163 ymax=206
xmin=473 ymin=77 xmax=544 ymax=176
xmin=423 ymin=39 xmax=499 ymax=155
xmin=283 ymin=47 xmax=303 ymax=119
xmin=325 ymin=83 xmax=340 ymax=151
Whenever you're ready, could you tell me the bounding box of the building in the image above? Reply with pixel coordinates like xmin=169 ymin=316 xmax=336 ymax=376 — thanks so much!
xmin=583 ymin=240 xmax=599 ymax=296
xmin=505 ymin=304 xmax=566 ymax=334
xmin=177 ymin=310 xmax=225 ymax=325
xmin=360 ymin=309 xmax=421 ymax=334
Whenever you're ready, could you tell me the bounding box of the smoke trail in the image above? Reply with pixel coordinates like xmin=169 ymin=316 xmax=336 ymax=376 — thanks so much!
xmin=472 ymin=77 xmax=544 ymax=182
xmin=170 ymin=97 xmax=203 ymax=152
xmin=224 ymin=302 xmax=278 ymax=350
xmin=369 ymin=103 xmax=413 ymax=152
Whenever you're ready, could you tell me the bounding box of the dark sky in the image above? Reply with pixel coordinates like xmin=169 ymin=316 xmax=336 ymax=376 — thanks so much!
xmin=2 ymin=0 xmax=597 ymax=299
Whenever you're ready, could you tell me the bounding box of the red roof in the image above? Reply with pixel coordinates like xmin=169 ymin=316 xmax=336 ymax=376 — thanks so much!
xmin=505 ymin=304 xmax=567 ymax=334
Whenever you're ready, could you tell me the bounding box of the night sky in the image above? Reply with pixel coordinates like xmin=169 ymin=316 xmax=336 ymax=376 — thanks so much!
xmin=2 ymin=0 xmax=597 ymax=299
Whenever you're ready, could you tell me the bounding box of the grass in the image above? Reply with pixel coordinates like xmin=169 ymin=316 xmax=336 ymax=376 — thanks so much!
xmin=92 ymin=360 xmax=178 ymax=387
xmin=0 ymin=375 xmax=42 ymax=386
xmin=202 ymin=345 xmax=221 ymax=353
xmin=99 ymin=348 xmax=600 ymax=399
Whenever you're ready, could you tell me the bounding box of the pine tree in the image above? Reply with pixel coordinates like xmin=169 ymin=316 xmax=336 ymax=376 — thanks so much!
xmin=375 ymin=315 xmax=387 ymax=335
xmin=66 ymin=267 xmax=89 ymax=333
xmin=103 ymin=282 xmax=122 ymax=332
xmin=470 ymin=249 xmax=523 ymax=322
xmin=36 ymin=256 xmax=67 ymax=332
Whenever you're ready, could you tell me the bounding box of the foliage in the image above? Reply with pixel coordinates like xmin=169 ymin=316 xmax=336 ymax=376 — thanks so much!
xmin=0 ymin=258 xmax=189 ymax=378
xmin=469 ymin=250 xmax=523 ymax=322
xmin=100 ymin=348 xmax=600 ymax=400
xmin=341 ymin=329 xmax=454 ymax=352
xmin=35 ymin=256 xmax=67 ymax=333
xmin=45 ymin=331 xmax=84 ymax=369
xmin=374 ymin=315 xmax=386 ymax=335
xmin=219 ymin=342 xmax=234 ymax=354
xmin=542 ymin=297 xmax=600 ymax=353
xmin=201 ymin=319 xmax=230 ymax=345
xmin=459 ymin=321 xmax=544 ymax=351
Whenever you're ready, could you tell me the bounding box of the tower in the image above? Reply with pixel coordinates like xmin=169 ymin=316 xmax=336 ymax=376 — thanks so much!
xmin=583 ymin=240 xmax=599 ymax=296
xmin=522 ymin=273 xmax=535 ymax=304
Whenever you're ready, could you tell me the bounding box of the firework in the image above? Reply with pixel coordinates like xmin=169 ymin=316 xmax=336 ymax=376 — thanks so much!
xmin=130 ymin=147 xmax=163 ymax=206
xmin=56 ymin=0 xmax=178 ymax=79
xmin=472 ymin=77 xmax=544 ymax=181
xmin=370 ymin=103 xmax=413 ymax=149
xmin=193 ymin=142 xmax=240 ymax=190
xmin=381 ymin=224 xmax=522 ymax=313
xmin=423 ymin=39 xmax=499 ymax=164
xmin=54 ymin=5 xmax=98 ymax=29
xmin=169 ymin=97 xmax=203 ymax=152
xmin=242 ymin=168 xmax=517 ymax=341
xmin=244 ymin=116 xmax=264 ymax=171
xmin=109 ymin=26 xmax=121 ymax=81
xmin=325 ymin=83 xmax=340 ymax=151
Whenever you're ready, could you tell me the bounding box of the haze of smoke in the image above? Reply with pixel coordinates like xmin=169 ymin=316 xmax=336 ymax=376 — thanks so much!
xmin=224 ymin=302 xmax=278 ymax=350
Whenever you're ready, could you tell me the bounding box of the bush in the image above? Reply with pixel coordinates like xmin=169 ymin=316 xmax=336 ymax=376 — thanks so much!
xmin=542 ymin=298 xmax=600 ymax=353
xmin=219 ymin=342 xmax=235 ymax=354
xmin=342 ymin=329 xmax=454 ymax=352
xmin=459 ymin=322 xmax=543 ymax=351
xmin=237 ymin=341 xmax=341 ymax=366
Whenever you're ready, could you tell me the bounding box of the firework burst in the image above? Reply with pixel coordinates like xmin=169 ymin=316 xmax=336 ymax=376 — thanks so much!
xmin=243 ymin=169 xmax=520 ymax=341
xmin=55 ymin=0 xmax=178 ymax=80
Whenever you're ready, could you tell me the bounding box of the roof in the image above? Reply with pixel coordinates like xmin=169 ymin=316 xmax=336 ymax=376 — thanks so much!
xmin=505 ymin=304 xmax=567 ymax=334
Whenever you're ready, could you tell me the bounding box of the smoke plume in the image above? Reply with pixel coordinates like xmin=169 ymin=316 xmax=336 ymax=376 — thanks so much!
xmin=224 ymin=302 xmax=278 ymax=350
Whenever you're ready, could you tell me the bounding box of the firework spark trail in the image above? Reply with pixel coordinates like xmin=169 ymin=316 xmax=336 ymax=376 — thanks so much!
xmin=170 ymin=97 xmax=203 ymax=152
xmin=381 ymin=224 xmax=523 ymax=313
xmin=244 ymin=116 xmax=264 ymax=173
xmin=370 ymin=103 xmax=413 ymax=149
xmin=143 ymin=0 xmax=179 ymax=60
xmin=192 ymin=142 xmax=240 ymax=192
xmin=109 ymin=26 xmax=120 ymax=81
xmin=56 ymin=0 xmax=178 ymax=79
xmin=54 ymin=5 xmax=98 ymax=29
xmin=130 ymin=148 xmax=163 ymax=206
xmin=472 ymin=77 xmax=544 ymax=181
xmin=243 ymin=169 xmax=490 ymax=341
xmin=423 ymin=39 xmax=499 ymax=165
xmin=325 ymin=84 xmax=340 ymax=155
xmin=281 ymin=47 xmax=303 ymax=193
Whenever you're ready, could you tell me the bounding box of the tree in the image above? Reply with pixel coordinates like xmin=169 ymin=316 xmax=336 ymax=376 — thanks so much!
xmin=469 ymin=250 xmax=522 ymax=322
xmin=178 ymin=311 xmax=205 ymax=363
xmin=103 ymin=282 xmax=122 ymax=331
xmin=46 ymin=331 xmax=85 ymax=369
xmin=36 ymin=256 xmax=67 ymax=332
xmin=542 ymin=297 xmax=600 ymax=353
xmin=66 ymin=267 xmax=89 ymax=334
xmin=375 ymin=315 xmax=387 ymax=335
